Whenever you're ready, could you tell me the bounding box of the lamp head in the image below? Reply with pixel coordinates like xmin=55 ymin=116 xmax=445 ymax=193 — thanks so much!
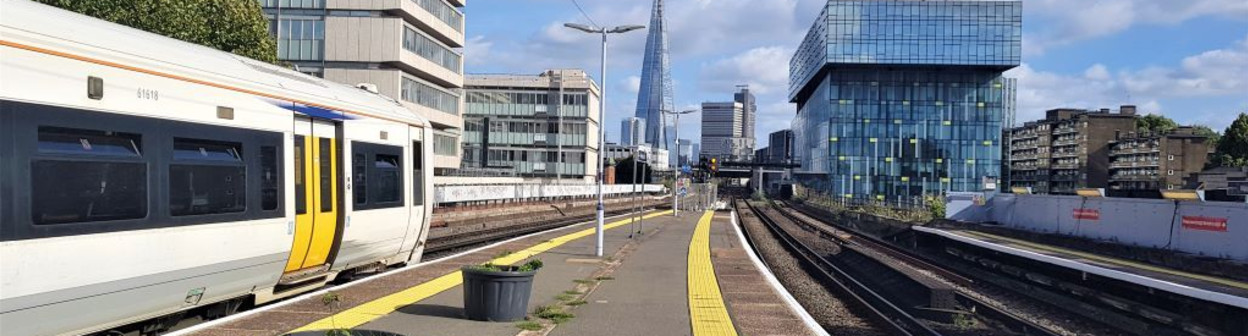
xmin=563 ymin=23 xmax=600 ymax=33
xmin=607 ymin=25 xmax=646 ymax=34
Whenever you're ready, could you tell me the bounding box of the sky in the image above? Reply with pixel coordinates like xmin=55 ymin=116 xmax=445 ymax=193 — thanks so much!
xmin=463 ymin=0 xmax=1248 ymax=148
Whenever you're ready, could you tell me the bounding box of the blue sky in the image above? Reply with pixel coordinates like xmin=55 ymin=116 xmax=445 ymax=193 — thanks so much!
xmin=464 ymin=0 xmax=1248 ymax=147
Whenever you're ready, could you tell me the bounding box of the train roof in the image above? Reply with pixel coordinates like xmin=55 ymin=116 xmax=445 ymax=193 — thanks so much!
xmin=0 ymin=0 xmax=428 ymax=127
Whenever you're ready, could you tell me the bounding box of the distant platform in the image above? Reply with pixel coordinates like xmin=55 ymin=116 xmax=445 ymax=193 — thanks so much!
xmin=915 ymin=226 xmax=1248 ymax=309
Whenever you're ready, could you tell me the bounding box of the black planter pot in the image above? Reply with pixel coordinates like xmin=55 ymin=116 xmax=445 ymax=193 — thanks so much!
xmin=461 ymin=265 xmax=536 ymax=322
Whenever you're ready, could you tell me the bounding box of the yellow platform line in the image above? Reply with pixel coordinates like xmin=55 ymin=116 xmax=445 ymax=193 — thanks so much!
xmin=954 ymin=230 xmax=1248 ymax=290
xmin=687 ymin=211 xmax=739 ymax=336
xmin=291 ymin=210 xmax=675 ymax=332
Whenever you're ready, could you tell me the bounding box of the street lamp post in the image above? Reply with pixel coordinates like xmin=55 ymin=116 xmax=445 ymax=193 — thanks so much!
xmin=663 ymin=109 xmax=698 ymax=216
xmin=564 ymin=23 xmax=645 ymax=257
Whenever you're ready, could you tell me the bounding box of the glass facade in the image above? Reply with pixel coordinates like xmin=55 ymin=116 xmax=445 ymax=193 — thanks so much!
xmin=790 ymin=0 xmax=1021 ymax=204
xmin=401 ymin=77 xmax=460 ymax=115
xmin=634 ymin=0 xmax=674 ymax=149
xmin=461 ymin=86 xmax=594 ymax=177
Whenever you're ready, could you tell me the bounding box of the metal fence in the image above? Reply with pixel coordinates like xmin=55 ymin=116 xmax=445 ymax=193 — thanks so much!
xmin=434 ymin=183 xmax=664 ymax=204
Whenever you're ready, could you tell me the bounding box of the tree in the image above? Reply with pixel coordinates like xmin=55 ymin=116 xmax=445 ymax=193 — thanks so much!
xmin=34 ymin=0 xmax=277 ymax=63
xmin=1137 ymin=114 xmax=1179 ymax=133
xmin=1213 ymin=113 xmax=1248 ymax=167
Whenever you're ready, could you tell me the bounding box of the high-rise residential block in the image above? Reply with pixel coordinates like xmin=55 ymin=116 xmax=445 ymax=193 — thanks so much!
xmin=789 ymin=0 xmax=1022 ymax=202
xmin=461 ymin=69 xmax=600 ymax=179
xmin=1109 ymin=127 xmax=1211 ymax=193
xmin=261 ymin=0 xmax=466 ymax=173
xmin=1007 ymin=107 xmax=1137 ymax=194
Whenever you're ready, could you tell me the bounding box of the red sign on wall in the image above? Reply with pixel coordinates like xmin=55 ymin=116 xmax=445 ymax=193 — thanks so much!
xmin=1072 ymin=208 xmax=1100 ymax=221
xmin=1181 ymin=216 xmax=1229 ymax=232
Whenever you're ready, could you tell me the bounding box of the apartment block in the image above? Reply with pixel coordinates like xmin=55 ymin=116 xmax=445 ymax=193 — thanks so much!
xmin=461 ymin=69 xmax=600 ymax=180
xmin=1008 ymin=106 xmax=1137 ymax=194
xmin=262 ymin=0 xmax=466 ymax=173
xmin=1109 ymin=127 xmax=1211 ymax=193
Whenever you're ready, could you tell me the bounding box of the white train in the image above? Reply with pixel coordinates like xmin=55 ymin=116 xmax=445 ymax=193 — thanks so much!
xmin=0 ymin=1 xmax=435 ymax=335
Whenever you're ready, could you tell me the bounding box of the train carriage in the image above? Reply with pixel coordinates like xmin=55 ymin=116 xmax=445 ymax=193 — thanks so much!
xmin=0 ymin=1 xmax=435 ymax=335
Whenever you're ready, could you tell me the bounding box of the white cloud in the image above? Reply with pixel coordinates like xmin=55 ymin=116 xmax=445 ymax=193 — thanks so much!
xmin=1009 ymin=34 xmax=1248 ymax=128
xmin=464 ymin=35 xmax=493 ymax=66
xmin=698 ymin=46 xmax=793 ymax=95
xmin=1026 ymin=0 xmax=1248 ymax=55
xmin=622 ymin=76 xmax=642 ymax=95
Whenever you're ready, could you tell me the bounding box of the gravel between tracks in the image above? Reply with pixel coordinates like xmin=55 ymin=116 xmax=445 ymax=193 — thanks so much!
xmin=737 ymin=206 xmax=886 ymax=336
xmin=784 ymin=205 xmax=1128 ymax=336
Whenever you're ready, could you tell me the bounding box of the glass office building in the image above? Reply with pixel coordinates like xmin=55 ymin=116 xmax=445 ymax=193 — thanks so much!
xmin=789 ymin=0 xmax=1021 ymax=203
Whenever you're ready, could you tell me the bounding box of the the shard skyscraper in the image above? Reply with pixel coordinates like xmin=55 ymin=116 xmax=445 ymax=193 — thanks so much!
xmin=634 ymin=0 xmax=674 ymax=149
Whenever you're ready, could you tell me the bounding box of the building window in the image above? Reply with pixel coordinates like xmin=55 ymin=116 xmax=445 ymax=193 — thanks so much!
xmin=1168 ymin=170 xmax=1175 ymax=176
xmin=169 ymin=138 xmax=246 ymax=217
xmin=272 ymin=18 xmax=324 ymax=61
xmin=353 ymin=153 xmax=368 ymax=205
xmin=401 ymin=77 xmax=460 ymax=116
xmin=373 ymin=154 xmax=401 ymax=203
xmin=411 ymin=0 xmax=463 ymax=32
xmin=412 ymin=141 xmax=424 ymax=206
xmin=433 ymin=134 xmax=458 ymax=156
xmin=403 ymin=27 xmax=461 ymax=73
xmin=261 ymin=0 xmax=324 ymax=8
xmin=1168 ymin=155 xmax=1175 ymax=161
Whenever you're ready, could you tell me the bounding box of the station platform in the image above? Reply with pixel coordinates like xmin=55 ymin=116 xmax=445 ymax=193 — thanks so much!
xmin=176 ymin=209 xmax=819 ymax=336
xmin=915 ymin=226 xmax=1248 ymax=309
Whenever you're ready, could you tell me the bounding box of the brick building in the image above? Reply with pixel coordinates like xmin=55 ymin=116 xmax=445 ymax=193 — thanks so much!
xmin=1008 ymin=106 xmax=1137 ymax=194
xmin=1109 ymin=126 xmax=1211 ymax=193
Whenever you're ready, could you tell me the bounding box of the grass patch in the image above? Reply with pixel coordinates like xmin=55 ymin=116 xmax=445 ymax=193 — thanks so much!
xmin=566 ymin=299 xmax=588 ymax=306
xmin=562 ymin=290 xmax=582 ymax=295
xmin=572 ymin=279 xmax=595 ymax=285
xmin=555 ymin=294 xmax=577 ymax=301
xmin=534 ymin=305 xmax=576 ymax=324
xmin=594 ymin=276 xmax=615 ymax=281
xmin=514 ymin=321 xmax=543 ymax=331
xmin=494 ymin=250 xmax=513 ymax=259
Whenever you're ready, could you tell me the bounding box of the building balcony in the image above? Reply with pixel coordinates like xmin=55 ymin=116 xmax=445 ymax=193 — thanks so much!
xmin=1052 ymin=139 xmax=1079 ymax=147
xmin=1051 ymin=163 xmax=1079 ymax=170
xmin=1051 ymin=174 xmax=1079 ymax=182
xmin=1051 ymin=151 xmax=1080 ymax=159
xmin=1110 ymin=175 xmax=1160 ymax=182
xmin=1110 ymin=160 xmax=1160 ymax=169
xmin=1110 ymin=147 xmax=1160 ymax=156
xmin=1052 ymin=127 xmax=1078 ymax=135
xmin=1012 ymin=165 xmax=1038 ymax=171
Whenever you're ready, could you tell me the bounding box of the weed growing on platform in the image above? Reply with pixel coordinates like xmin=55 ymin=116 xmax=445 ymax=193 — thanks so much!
xmin=594 ymin=276 xmax=615 ymax=281
xmin=563 ymin=290 xmax=582 ymax=295
xmin=494 ymin=250 xmax=513 ymax=258
xmin=572 ymin=279 xmax=595 ymax=285
xmin=514 ymin=321 xmax=543 ymax=331
xmin=534 ymin=305 xmax=575 ymax=324
xmin=320 ymin=291 xmax=341 ymax=305
xmin=555 ymin=293 xmax=576 ymax=301
xmin=566 ymin=299 xmax=588 ymax=306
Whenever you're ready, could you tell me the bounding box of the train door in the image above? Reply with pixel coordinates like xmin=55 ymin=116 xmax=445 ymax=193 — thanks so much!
xmin=283 ymin=117 xmax=342 ymax=275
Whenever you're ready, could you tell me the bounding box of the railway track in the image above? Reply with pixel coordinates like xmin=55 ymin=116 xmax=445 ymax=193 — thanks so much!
xmin=739 ymin=199 xmax=1062 ymax=336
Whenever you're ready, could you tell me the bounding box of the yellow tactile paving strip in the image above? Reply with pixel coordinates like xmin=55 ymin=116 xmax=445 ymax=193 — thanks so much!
xmin=289 ymin=210 xmax=675 ymax=332
xmin=954 ymin=230 xmax=1248 ymax=291
xmin=687 ymin=211 xmax=740 ymax=336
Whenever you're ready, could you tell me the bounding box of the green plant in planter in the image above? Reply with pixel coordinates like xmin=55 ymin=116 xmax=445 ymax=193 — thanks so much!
xmin=467 ymin=259 xmax=544 ymax=272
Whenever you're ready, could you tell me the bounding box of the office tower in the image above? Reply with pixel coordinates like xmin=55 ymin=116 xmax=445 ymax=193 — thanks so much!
xmin=462 ymin=70 xmax=600 ymax=179
xmin=789 ymin=0 xmax=1022 ymax=202
xmin=261 ymin=0 xmax=466 ymax=174
xmin=620 ymin=117 xmax=646 ymax=146
xmin=633 ymin=0 xmax=674 ymax=149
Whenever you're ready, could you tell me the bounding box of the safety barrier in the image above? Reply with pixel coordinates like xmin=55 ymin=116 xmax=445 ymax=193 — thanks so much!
xmin=948 ymin=193 xmax=1248 ymax=260
xmin=434 ymin=184 xmax=664 ymax=204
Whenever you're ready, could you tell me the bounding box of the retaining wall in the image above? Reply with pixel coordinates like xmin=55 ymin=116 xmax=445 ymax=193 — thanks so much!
xmin=949 ymin=193 xmax=1248 ymax=260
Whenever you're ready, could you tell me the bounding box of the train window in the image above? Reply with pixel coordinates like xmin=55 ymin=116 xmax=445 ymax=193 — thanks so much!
xmin=31 ymin=161 xmax=148 ymax=224
xmin=412 ymin=141 xmax=424 ymax=206
xmin=374 ymin=154 xmax=400 ymax=203
xmin=295 ymin=136 xmax=307 ymax=215
xmin=37 ymin=126 xmax=141 ymax=157
xmin=173 ymin=138 xmax=243 ymax=162
xmin=353 ymin=153 xmax=367 ymax=205
xmin=260 ymin=146 xmax=280 ymax=211
xmin=170 ymin=138 xmax=246 ymax=216
xmin=319 ymin=138 xmax=332 ymax=213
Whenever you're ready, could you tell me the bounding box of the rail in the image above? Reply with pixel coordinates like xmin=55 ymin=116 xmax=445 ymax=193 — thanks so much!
xmin=737 ymin=200 xmax=939 ymax=336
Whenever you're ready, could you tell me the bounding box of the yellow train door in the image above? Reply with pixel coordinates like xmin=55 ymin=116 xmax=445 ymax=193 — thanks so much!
xmin=284 ymin=117 xmax=341 ymax=274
